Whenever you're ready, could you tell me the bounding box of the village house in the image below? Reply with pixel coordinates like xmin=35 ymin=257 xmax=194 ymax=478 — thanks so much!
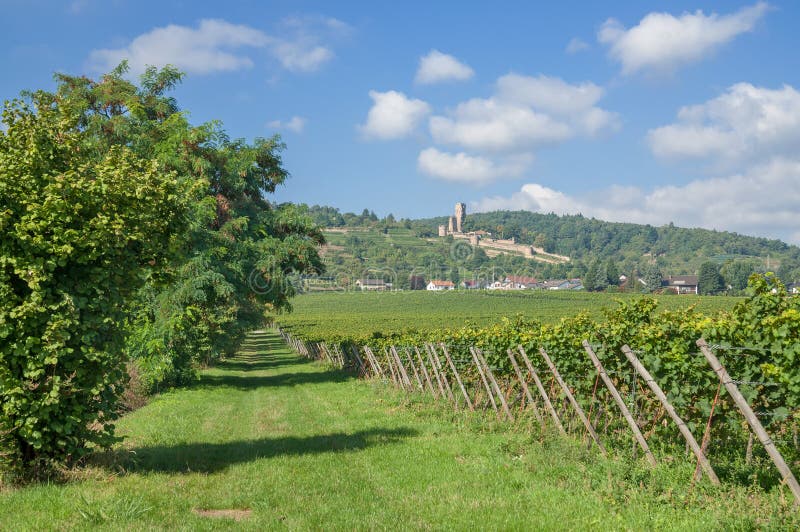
xmin=542 ymin=279 xmax=571 ymax=290
xmin=461 ymin=279 xmax=486 ymax=290
xmin=504 ymin=275 xmax=538 ymax=289
xmin=662 ymin=275 xmax=699 ymax=294
xmin=426 ymin=280 xmax=455 ymax=291
xmin=788 ymin=282 xmax=799 ymax=294
xmin=355 ymin=279 xmax=390 ymax=291
xmin=567 ymin=278 xmax=584 ymax=290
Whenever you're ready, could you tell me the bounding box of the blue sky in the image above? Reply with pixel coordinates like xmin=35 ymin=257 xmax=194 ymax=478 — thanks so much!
xmin=3 ymin=1 xmax=800 ymax=243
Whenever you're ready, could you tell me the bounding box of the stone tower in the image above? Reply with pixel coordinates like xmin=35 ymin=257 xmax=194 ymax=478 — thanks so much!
xmin=447 ymin=216 xmax=456 ymax=234
xmin=455 ymin=202 xmax=466 ymax=233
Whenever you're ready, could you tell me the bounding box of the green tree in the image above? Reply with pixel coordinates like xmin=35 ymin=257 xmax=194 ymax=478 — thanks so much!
xmin=450 ymin=267 xmax=461 ymax=286
xmin=605 ymin=258 xmax=620 ymax=286
xmin=0 ymin=89 xmax=186 ymax=476
xmin=722 ymin=260 xmax=758 ymax=291
xmin=642 ymin=264 xmax=663 ymax=293
xmin=1 ymin=64 xmax=326 ymax=478
xmin=699 ymin=262 xmax=725 ymax=295
xmin=584 ymin=260 xmax=598 ymax=292
xmin=592 ymin=259 xmax=609 ymax=291
xmin=53 ymin=65 xmax=324 ymax=392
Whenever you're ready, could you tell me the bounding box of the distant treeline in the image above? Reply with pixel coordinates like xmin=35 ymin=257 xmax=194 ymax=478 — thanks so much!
xmin=298 ymin=205 xmax=800 ymax=285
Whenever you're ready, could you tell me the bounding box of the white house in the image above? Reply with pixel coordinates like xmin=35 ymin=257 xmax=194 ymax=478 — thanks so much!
xmin=355 ymin=279 xmax=390 ymax=291
xmin=505 ymin=275 xmax=538 ymax=289
xmin=427 ymin=280 xmax=455 ymax=291
xmin=542 ymin=279 xmax=571 ymax=290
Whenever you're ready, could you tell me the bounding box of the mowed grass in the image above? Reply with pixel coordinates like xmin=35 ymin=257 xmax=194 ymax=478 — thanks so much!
xmin=1 ymin=330 xmax=794 ymax=530
xmin=278 ymin=290 xmax=740 ymax=341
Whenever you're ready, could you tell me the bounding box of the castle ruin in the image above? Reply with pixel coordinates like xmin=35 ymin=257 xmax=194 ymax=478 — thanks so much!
xmin=455 ymin=202 xmax=466 ymax=233
xmin=440 ymin=203 xmax=467 ymax=236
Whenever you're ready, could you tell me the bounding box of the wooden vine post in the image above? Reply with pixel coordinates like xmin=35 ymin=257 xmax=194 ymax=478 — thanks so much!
xmin=506 ymin=349 xmax=543 ymax=423
xmin=429 ymin=344 xmax=456 ymax=403
xmin=364 ymin=346 xmax=385 ymax=378
xmin=697 ymin=339 xmax=800 ymax=504
xmin=582 ymin=341 xmax=656 ymax=467
xmin=539 ymin=347 xmax=606 ymax=455
xmin=470 ymin=346 xmax=500 ymax=416
xmin=424 ymin=344 xmax=448 ymax=399
xmin=391 ymin=346 xmax=413 ymax=390
xmin=440 ymin=344 xmax=474 ymax=410
xmin=517 ymin=347 xmax=565 ymax=434
xmin=384 ymin=347 xmax=399 ymax=387
xmin=414 ymin=346 xmax=437 ymax=397
xmin=621 ymin=345 xmax=719 ymax=485
xmin=350 ymin=346 xmax=367 ymax=376
xmin=475 ymin=349 xmax=513 ymax=421
xmin=403 ymin=347 xmax=424 ymax=391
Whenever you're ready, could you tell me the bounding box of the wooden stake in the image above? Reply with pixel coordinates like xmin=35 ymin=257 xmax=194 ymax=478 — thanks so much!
xmin=583 ymin=341 xmax=656 ymax=467
xmin=384 ymin=347 xmax=399 ymax=386
xmin=621 ymin=344 xmax=720 ymax=484
xmin=414 ymin=346 xmax=437 ymax=397
xmin=507 ymin=349 xmax=543 ymax=423
xmin=517 ymin=347 xmax=565 ymax=434
xmin=350 ymin=346 xmax=367 ymax=376
xmin=693 ymin=381 xmax=721 ymax=484
xmin=697 ymin=339 xmax=799 ymax=502
xmin=470 ymin=346 xmax=499 ymax=416
xmin=425 ymin=344 xmax=447 ymax=398
xmin=476 ymin=349 xmax=513 ymax=421
xmin=403 ymin=347 xmax=424 ymax=391
xmin=364 ymin=346 xmax=384 ymax=378
xmin=359 ymin=346 xmax=376 ymax=376
xmin=429 ymin=344 xmax=456 ymax=403
xmin=539 ymin=347 xmax=606 ymax=455
xmin=391 ymin=346 xmax=412 ymax=389
xmin=440 ymin=344 xmax=474 ymax=410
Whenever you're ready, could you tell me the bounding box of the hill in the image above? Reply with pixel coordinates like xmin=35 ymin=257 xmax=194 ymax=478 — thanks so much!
xmin=297 ymin=205 xmax=800 ymax=291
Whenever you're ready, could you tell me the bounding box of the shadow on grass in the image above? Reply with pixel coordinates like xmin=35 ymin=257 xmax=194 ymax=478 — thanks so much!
xmin=216 ymin=357 xmax=311 ymax=372
xmin=198 ymin=370 xmax=352 ymax=390
xmin=117 ymin=427 xmax=418 ymax=474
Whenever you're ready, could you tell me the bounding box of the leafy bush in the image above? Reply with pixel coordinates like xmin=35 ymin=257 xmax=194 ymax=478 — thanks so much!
xmin=0 ymin=94 xmax=185 ymax=478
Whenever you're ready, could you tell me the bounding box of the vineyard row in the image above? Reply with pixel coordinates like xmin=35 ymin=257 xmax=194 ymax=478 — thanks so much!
xmin=277 ymin=325 xmax=800 ymax=505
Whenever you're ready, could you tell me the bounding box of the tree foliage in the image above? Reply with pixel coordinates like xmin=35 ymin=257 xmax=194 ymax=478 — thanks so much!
xmin=0 ymin=88 xmax=186 ymax=476
xmin=699 ymin=261 xmax=725 ymax=295
xmin=1 ymin=63 xmax=324 ymax=478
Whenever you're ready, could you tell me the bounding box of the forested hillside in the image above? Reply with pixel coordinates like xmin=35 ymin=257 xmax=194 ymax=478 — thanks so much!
xmin=300 ymin=205 xmax=800 ymax=288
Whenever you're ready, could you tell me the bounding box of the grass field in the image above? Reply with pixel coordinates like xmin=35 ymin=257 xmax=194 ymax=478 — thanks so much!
xmin=276 ymin=290 xmax=741 ymax=341
xmin=2 ymin=329 xmax=794 ymax=529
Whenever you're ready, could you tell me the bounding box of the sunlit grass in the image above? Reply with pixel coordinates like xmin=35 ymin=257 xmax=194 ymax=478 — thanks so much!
xmin=1 ymin=330 xmax=794 ymax=530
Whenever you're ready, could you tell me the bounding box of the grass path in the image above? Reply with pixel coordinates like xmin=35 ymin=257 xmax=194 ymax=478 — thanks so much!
xmin=0 ymin=330 xmax=792 ymax=529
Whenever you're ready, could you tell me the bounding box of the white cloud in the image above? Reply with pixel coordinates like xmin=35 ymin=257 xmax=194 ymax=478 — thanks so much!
xmin=89 ymin=19 xmax=269 ymax=75
xmin=417 ymin=148 xmax=530 ymax=185
xmin=648 ymin=83 xmax=800 ymax=167
xmin=271 ymin=15 xmax=350 ymax=73
xmin=599 ymin=2 xmax=769 ymax=75
xmin=88 ymin=17 xmax=346 ymax=76
xmin=430 ymin=99 xmax=572 ymax=152
xmin=359 ymin=90 xmax=431 ymax=140
xmin=267 ymin=116 xmax=306 ymax=133
xmin=496 ymin=74 xmax=604 ymax=116
xmin=473 ymin=158 xmax=800 ymax=244
xmin=271 ymin=42 xmax=332 ymax=72
xmin=429 ymin=73 xmax=619 ymax=153
xmin=415 ymin=50 xmax=475 ymax=84
xmin=565 ymin=38 xmax=589 ymax=54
